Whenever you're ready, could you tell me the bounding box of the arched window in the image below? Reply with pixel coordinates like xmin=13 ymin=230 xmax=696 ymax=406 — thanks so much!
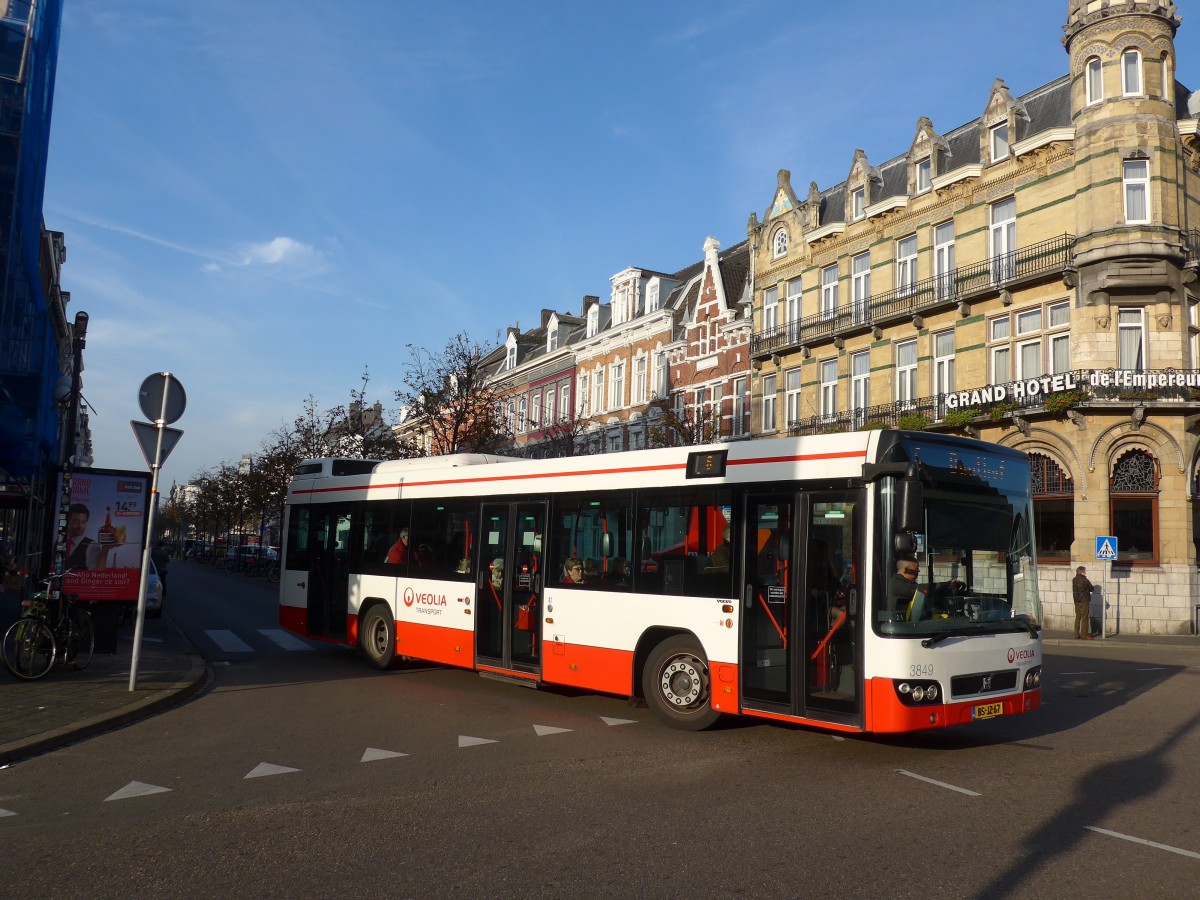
xmin=1110 ymin=449 xmax=1159 ymax=564
xmin=772 ymin=228 xmax=788 ymax=259
xmin=1085 ymin=56 xmax=1103 ymax=105
xmin=1121 ymin=48 xmax=1142 ymax=96
xmin=1030 ymin=453 xmax=1073 ymax=561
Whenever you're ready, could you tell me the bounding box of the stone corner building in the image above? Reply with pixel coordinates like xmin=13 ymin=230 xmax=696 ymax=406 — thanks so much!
xmin=747 ymin=0 xmax=1200 ymax=634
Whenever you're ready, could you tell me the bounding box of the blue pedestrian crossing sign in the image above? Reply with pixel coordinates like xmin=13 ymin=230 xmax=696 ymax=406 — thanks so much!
xmin=1095 ymin=536 xmax=1119 ymax=561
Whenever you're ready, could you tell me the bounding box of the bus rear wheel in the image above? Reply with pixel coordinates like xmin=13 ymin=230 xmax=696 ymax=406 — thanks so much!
xmin=360 ymin=605 xmax=397 ymax=670
xmin=642 ymin=635 xmax=720 ymax=731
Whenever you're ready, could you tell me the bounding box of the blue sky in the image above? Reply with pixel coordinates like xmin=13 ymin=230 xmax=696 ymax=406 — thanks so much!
xmin=44 ymin=1 xmax=1200 ymax=486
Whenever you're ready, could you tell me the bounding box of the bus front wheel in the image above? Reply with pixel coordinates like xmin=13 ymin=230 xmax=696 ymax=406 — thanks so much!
xmin=642 ymin=635 xmax=720 ymax=731
xmin=361 ymin=605 xmax=397 ymax=670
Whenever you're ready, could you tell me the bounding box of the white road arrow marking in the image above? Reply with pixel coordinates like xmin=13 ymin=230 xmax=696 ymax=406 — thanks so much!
xmin=105 ymin=781 xmax=173 ymax=801
xmin=0 ymin=808 xmax=16 ymax=817
xmin=458 ymin=735 xmax=498 ymax=748
xmin=245 ymin=762 xmax=301 ymax=779
xmin=361 ymin=748 xmax=409 ymax=762
xmin=533 ymin=725 xmax=572 ymax=736
xmin=600 ymin=716 xmax=637 ymax=726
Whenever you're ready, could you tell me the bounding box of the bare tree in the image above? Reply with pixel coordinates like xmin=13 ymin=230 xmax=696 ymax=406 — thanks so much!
xmin=645 ymin=396 xmax=722 ymax=448
xmin=395 ymin=332 xmax=512 ymax=455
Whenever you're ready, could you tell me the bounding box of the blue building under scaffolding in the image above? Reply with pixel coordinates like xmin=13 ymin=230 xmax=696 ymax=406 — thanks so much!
xmin=0 ymin=0 xmax=72 ymax=577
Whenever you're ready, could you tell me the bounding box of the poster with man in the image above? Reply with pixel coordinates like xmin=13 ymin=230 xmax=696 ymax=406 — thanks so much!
xmin=56 ymin=467 xmax=151 ymax=602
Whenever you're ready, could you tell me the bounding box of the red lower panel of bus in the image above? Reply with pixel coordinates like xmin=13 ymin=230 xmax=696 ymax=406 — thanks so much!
xmin=709 ymin=662 xmax=740 ymax=714
xmin=866 ymin=678 xmax=1042 ymax=733
xmin=280 ymin=604 xmax=305 ymax=635
xmin=543 ymin=639 xmax=634 ymax=696
xmin=395 ymin=620 xmax=474 ymax=668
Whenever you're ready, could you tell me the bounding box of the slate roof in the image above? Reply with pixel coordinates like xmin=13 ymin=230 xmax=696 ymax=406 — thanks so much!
xmin=811 ymin=74 xmax=1075 ymax=226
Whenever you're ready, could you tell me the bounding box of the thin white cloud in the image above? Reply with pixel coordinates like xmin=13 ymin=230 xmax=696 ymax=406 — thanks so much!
xmin=239 ymin=236 xmax=327 ymax=273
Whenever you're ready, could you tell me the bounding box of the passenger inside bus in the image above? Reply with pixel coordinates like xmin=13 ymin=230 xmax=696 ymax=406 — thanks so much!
xmin=708 ymin=526 xmax=732 ymax=571
xmin=386 ymin=528 xmax=409 ymax=565
xmin=583 ymin=558 xmax=599 ymax=582
xmin=607 ymin=557 xmax=630 ymax=586
xmin=757 ymin=530 xmax=789 ymax=585
xmin=561 ymin=558 xmax=586 ymax=585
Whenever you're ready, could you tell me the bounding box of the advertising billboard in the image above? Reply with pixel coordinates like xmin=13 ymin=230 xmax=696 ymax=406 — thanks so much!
xmin=57 ymin=467 xmax=151 ymax=603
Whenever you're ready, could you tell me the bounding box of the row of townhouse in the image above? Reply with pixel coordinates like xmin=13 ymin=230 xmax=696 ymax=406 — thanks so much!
xmin=477 ymin=1 xmax=1200 ymax=634
xmin=485 ymin=236 xmax=752 ymax=458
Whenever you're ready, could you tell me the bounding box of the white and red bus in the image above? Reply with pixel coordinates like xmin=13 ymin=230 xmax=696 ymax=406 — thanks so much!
xmin=279 ymin=430 xmax=1042 ymax=733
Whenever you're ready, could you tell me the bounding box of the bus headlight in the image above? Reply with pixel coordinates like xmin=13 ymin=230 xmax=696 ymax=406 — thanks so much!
xmin=1023 ymin=666 xmax=1042 ymax=689
xmin=893 ymin=679 xmax=942 ymax=706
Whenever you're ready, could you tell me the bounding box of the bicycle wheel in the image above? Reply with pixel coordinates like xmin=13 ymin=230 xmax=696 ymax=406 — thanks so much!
xmin=266 ymin=564 xmax=280 ymax=584
xmin=2 ymin=618 xmax=57 ymax=680
xmin=66 ymin=607 xmax=95 ymax=670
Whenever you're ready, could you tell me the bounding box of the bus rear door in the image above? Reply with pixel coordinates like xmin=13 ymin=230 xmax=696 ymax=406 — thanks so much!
xmin=475 ymin=501 xmax=545 ymax=676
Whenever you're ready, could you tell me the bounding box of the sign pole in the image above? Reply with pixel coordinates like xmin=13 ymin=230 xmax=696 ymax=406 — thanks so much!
xmin=1094 ymin=535 xmax=1118 ymax=642
xmin=129 ymin=390 xmax=169 ymax=691
xmin=129 ymin=373 xmax=186 ymax=692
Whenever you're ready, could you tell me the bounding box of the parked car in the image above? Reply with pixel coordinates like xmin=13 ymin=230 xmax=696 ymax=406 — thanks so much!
xmin=146 ymin=557 xmax=164 ymax=618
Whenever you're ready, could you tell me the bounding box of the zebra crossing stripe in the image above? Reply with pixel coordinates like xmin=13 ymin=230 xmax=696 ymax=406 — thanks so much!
xmin=259 ymin=628 xmax=312 ymax=650
xmin=205 ymin=630 xmax=254 ymax=653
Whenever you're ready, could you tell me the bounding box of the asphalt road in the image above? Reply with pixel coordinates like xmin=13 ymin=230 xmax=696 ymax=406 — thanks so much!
xmin=1 ymin=563 xmax=1197 ymax=898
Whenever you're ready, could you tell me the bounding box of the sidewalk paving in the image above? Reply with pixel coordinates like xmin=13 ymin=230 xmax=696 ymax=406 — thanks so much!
xmin=0 ymin=607 xmax=208 ymax=766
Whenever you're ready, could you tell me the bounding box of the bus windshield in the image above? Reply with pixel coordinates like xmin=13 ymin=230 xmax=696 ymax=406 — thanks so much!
xmin=876 ymin=437 xmax=1041 ymax=639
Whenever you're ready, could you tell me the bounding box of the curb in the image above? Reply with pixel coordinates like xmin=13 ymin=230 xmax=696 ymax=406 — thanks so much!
xmin=0 ymin=624 xmax=212 ymax=767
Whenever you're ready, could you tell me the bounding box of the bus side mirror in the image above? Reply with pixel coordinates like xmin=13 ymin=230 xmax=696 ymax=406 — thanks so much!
xmin=897 ymin=476 xmax=923 ymax=534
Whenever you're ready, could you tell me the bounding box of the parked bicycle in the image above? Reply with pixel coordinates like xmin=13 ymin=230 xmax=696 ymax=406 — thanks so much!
xmin=1 ymin=571 xmax=94 ymax=680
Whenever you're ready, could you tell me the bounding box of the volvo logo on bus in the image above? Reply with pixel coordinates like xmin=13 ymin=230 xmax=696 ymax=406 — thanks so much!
xmin=403 ymin=587 xmax=448 ymax=608
xmin=1008 ymin=647 xmax=1035 ymax=663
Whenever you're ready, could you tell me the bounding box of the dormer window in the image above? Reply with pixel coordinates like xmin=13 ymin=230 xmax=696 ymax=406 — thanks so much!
xmin=1122 ymin=49 xmax=1142 ymax=96
xmin=505 ymin=340 xmax=517 ymax=370
xmin=647 ymin=280 xmax=660 ymax=313
xmin=547 ymin=324 xmax=559 ymax=353
xmin=587 ymin=304 xmax=599 ymax=337
xmin=772 ymin=228 xmax=788 ymax=258
xmin=990 ymin=122 xmax=1009 ymax=162
xmin=915 ymin=158 xmax=932 ymax=193
xmin=851 ymin=188 xmax=865 ymax=221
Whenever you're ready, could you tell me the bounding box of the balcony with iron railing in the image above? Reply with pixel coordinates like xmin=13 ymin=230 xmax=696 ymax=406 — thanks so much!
xmin=751 ymin=234 xmax=1076 ymax=359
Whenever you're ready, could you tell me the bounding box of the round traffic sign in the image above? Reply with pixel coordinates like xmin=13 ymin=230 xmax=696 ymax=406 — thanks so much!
xmin=138 ymin=372 xmax=187 ymax=424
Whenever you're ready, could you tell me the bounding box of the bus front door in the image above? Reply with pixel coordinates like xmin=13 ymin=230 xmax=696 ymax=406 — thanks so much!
xmin=475 ymin=502 xmax=545 ymax=676
xmin=741 ymin=491 xmax=862 ymax=726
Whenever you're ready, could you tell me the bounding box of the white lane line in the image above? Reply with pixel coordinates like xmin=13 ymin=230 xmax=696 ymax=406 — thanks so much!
xmin=896 ymin=769 xmax=981 ymax=797
xmin=245 ymin=762 xmax=300 ymax=779
xmin=1085 ymin=826 xmax=1200 ymax=860
xmin=361 ymin=748 xmax=409 ymax=762
xmin=1061 ymin=671 xmax=1096 ymax=675
xmin=106 ymin=781 xmax=172 ymax=802
xmin=205 ymin=630 xmax=254 ymax=653
xmin=259 ymin=628 xmax=312 ymax=651
xmin=1135 ymin=667 xmax=1165 ymax=672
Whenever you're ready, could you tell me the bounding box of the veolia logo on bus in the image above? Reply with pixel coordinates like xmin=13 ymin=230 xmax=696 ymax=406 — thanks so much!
xmin=403 ymin=586 xmax=448 ymax=612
